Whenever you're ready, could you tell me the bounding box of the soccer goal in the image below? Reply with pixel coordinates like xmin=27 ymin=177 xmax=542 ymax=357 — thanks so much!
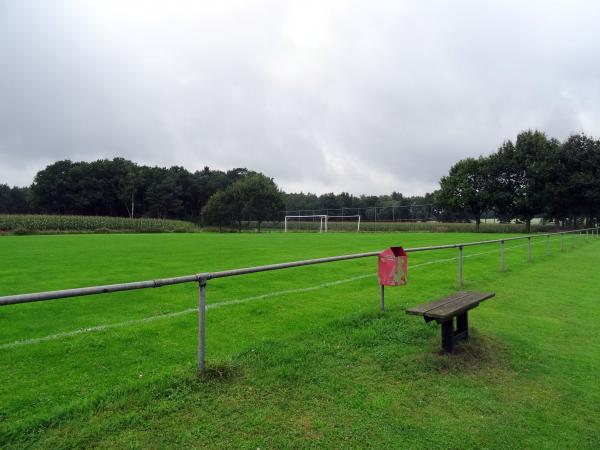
xmin=284 ymin=214 xmax=361 ymax=232
xmin=284 ymin=215 xmax=328 ymax=233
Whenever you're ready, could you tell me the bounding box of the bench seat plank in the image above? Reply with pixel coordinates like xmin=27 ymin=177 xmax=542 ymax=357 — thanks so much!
xmin=405 ymin=290 xmax=495 ymax=353
xmin=406 ymin=291 xmax=474 ymax=316
xmin=425 ymin=292 xmax=495 ymax=320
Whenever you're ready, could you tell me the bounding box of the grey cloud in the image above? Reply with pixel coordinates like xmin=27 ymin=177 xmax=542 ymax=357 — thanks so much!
xmin=2 ymin=0 xmax=600 ymax=195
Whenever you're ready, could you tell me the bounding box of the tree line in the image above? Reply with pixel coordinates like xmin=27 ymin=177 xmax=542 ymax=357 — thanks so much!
xmin=437 ymin=131 xmax=600 ymax=231
xmin=0 ymin=158 xmax=285 ymax=230
xmin=1 ymin=129 xmax=599 ymax=230
xmin=283 ymin=191 xmax=435 ymax=221
xmin=1 ymin=158 xmax=254 ymax=220
xmin=0 ymin=158 xmax=435 ymax=225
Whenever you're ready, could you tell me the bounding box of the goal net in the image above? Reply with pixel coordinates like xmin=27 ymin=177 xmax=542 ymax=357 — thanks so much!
xmin=284 ymin=215 xmax=327 ymax=232
xmin=326 ymin=215 xmax=361 ymax=232
xmin=284 ymin=215 xmax=361 ymax=232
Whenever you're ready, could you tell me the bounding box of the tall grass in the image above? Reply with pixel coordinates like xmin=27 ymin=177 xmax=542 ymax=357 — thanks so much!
xmin=0 ymin=214 xmax=198 ymax=234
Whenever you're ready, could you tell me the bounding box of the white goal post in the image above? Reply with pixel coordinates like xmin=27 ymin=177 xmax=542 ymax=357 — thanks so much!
xmin=284 ymin=215 xmax=327 ymax=233
xmin=284 ymin=214 xmax=361 ymax=232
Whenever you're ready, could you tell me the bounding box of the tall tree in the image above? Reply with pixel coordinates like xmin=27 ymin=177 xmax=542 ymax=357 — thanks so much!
xmin=112 ymin=158 xmax=140 ymax=218
xmin=437 ymin=156 xmax=492 ymax=232
xmin=31 ymin=160 xmax=77 ymax=214
xmin=201 ymin=190 xmax=234 ymax=231
xmin=507 ymin=130 xmax=559 ymax=232
xmin=230 ymin=173 xmax=284 ymax=232
xmin=487 ymin=143 xmax=519 ymax=223
xmin=558 ymin=133 xmax=600 ymax=227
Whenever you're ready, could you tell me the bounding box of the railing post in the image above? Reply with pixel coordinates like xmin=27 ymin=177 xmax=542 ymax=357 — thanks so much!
xmin=546 ymin=234 xmax=550 ymax=256
xmin=198 ymin=278 xmax=207 ymax=375
xmin=528 ymin=237 xmax=532 ymax=262
xmin=500 ymin=240 xmax=505 ymax=272
xmin=380 ymin=284 xmax=385 ymax=313
xmin=458 ymin=245 xmax=463 ymax=288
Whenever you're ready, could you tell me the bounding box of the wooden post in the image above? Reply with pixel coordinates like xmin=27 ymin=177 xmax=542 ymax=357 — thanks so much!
xmin=441 ymin=320 xmax=454 ymax=353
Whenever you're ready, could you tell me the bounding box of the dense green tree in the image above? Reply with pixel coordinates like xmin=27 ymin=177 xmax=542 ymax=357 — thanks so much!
xmin=10 ymin=187 xmax=32 ymax=213
xmin=506 ymin=131 xmax=559 ymax=232
xmin=486 ymin=146 xmax=517 ymax=223
xmin=230 ymin=174 xmax=284 ymax=232
xmin=0 ymin=184 xmax=13 ymax=213
xmin=283 ymin=192 xmax=319 ymax=214
xmin=437 ymin=130 xmax=600 ymax=230
xmin=31 ymin=160 xmax=76 ymax=214
xmin=437 ymin=157 xmax=492 ymax=232
xmin=112 ymin=158 xmax=140 ymax=218
xmin=27 ymin=159 xmax=250 ymax=220
xmin=202 ymin=174 xmax=283 ymax=231
xmin=200 ymin=190 xmax=234 ymax=231
xmin=557 ymin=134 xmax=600 ymax=226
xmin=318 ymin=193 xmax=341 ymax=211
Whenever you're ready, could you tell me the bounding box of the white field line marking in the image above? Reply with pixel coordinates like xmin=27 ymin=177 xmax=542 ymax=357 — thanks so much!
xmin=0 ymin=239 xmax=552 ymax=350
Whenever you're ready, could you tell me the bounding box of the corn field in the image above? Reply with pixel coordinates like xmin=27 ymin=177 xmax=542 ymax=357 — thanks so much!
xmin=0 ymin=215 xmax=198 ymax=234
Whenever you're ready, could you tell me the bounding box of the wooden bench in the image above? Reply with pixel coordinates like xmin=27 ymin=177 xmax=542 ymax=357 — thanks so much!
xmin=406 ymin=291 xmax=495 ymax=352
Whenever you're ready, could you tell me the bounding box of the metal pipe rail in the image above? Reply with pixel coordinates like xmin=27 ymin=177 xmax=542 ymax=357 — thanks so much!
xmin=1 ymin=227 xmax=593 ymax=307
xmin=0 ymin=251 xmax=381 ymax=306
xmin=0 ymin=226 xmax=597 ymax=373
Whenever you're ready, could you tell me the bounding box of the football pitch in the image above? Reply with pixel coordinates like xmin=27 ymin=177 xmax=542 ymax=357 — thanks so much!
xmin=1 ymin=232 xmax=599 ymax=448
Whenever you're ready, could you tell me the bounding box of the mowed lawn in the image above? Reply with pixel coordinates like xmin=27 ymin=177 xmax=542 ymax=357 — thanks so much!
xmin=1 ymin=231 xmax=599 ymax=448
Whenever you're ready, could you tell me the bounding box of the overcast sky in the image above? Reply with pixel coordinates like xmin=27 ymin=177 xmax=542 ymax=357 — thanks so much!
xmin=1 ymin=0 xmax=600 ymax=195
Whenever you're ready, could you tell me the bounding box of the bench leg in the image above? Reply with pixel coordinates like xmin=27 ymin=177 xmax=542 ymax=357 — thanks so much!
xmin=455 ymin=312 xmax=469 ymax=340
xmin=441 ymin=319 xmax=454 ymax=353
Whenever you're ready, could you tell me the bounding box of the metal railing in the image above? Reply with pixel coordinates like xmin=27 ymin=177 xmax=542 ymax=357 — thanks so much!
xmin=0 ymin=227 xmax=597 ymax=374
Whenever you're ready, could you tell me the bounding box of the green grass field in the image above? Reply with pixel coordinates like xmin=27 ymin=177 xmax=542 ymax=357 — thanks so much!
xmin=1 ymin=231 xmax=599 ymax=448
